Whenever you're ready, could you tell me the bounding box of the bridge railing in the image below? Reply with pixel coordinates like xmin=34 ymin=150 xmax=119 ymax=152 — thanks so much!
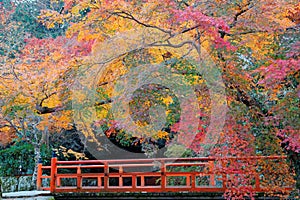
xmin=36 ymin=156 xmax=294 ymax=193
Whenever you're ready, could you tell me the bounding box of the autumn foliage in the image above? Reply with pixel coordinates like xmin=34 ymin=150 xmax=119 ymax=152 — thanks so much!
xmin=0 ymin=0 xmax=299 ymax=198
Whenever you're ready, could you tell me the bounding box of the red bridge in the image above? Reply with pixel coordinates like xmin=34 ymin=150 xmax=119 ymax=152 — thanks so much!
xmin=36 ymin=156 xmax=293 ymax=195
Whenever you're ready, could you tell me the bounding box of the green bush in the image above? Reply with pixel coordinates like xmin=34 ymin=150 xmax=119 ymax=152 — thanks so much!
xmin=0 ymin=142 xmax=51 ymax=177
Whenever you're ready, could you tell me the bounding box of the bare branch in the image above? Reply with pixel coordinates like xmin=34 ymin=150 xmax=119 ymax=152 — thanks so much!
xmin=112 ymin=11 xmax=172 ymax=35
xmin=39 ymin=91 xmax=57 ymax=106
xmin=221 ymin=24 xmax=299 ymax=37
xmin=181 ymin=24 xmax=201 ymax=34
xmin=4 ymin=118 xmax=23 ymax=136
xmin=151 ymin=40 xmax=194 ymax=48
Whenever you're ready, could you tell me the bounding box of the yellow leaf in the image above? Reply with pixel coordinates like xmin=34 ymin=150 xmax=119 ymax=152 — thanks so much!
xmin=161 ymin=96 xmax=173 ymax=105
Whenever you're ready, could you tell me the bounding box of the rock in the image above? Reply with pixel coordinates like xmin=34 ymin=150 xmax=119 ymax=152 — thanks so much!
xmin=17 ymin=176 xmax=32 ymax=191
xmin=0 ymin=176 xmax=33 ymax=193
xmin=0 ymin=177 xmax=18 ymax=193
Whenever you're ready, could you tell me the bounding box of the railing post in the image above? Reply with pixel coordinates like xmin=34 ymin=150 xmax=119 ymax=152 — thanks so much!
xmin=160 ymin=160 xmax=166 ymax=189
xmin=221 ymin=160 xmax=227 ymax=190
xmin=209 ymin=160 xmax=215 ymax=186
xmin=50 ymin=151 xmax=57 ymax=193
xmin=36 ymin=158 xmax=43 ymax=190
xmin=255 ymin=173 xmax=260 ymax=191
xmin=104 ymin=161 xmax=108 ymax=190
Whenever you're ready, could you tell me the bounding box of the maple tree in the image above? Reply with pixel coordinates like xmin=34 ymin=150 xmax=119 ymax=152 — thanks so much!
xmin=0 ymin=0 xmax=93 ymax=186
xmin=0 ymin=0 xmax=299 ymax=197
xmin=63 ymin=0 xmax=298 ymax=196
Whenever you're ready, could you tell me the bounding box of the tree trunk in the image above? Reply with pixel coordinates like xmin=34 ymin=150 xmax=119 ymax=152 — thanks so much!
xmin=31 ymin=145 xmax=41 ymax=190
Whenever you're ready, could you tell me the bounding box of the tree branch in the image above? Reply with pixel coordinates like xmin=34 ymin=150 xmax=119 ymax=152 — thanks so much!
xmin=95 ymin=99 xmax=113 ymax=106
xmin=35 ymin=104 xmax=64 ymax=114
xmin=4 ymin=118 xmax=23 ymax=136
xmin=35 ymin=92 xmax=65 ymax=114
xmin=151 ymin=40 xmax=194 ymax=48
xmin=112 ymin=11 xmax=172 ymax=35
xmin=220 ymin=24 xmax=300 ymax=37
xmin=39 ymin=92 xmax=57 ymax=106
xmin=229 ymin=0 xmax=254 ymax=28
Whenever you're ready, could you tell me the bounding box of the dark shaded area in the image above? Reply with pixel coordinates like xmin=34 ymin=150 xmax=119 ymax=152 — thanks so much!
xmin=50 ymin=128 xmax=96 ymax=160
xmin=53 ymin=192 xmax=289 ymax=200
xmin=54 ymin=192 xmax=225 ymax=200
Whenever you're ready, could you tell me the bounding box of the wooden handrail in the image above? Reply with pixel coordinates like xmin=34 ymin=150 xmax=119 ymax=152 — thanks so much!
xmin=36 ymin=155 xmax=293 ymax=194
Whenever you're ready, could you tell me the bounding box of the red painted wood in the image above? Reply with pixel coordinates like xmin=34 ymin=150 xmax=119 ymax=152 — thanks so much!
xmin=209 ymin=161 xmax=215 ymax=187
xmin=50 ymin=157 xmax=57 ymax=193
xmin=36 ymin=163 xmax=43 ymax=190
xmin=77 ymin=167 xmax=82 ymax=189
xmin=36 ymin=156 xmax=292 ymax=194
xmin=104 ymin=161 xmax=108 ymax=190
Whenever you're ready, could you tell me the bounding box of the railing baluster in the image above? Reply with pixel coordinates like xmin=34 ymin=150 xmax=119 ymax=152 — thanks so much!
xmin=160 ymin=160 xmax=166 ymax=189
xmin=132 ymin=174 xmax=136 ymax=189
xmin=98 ymin=176 xmax=102 ymax=187
xmin=119 ymin=166 xmax=123 ymax=187
xmin=141 ymin=175 xmax=145 ymax=187
xmin=186 ymin=175 xmax=191 ymax=187
xmin=77 ymin=167 xmax=82 ymax=189
xmin=191 ymin=173 xmax=196 ymax=189
xmin=57 ymin=177 xmax=61 ymax=187
xmin=104 ymin=161 xmax=108 ymax=190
